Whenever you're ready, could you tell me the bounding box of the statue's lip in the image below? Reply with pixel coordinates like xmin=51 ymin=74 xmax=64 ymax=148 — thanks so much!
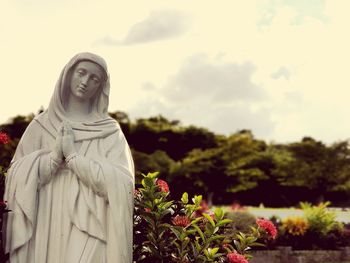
xmin=78 ymin=86 xmax=87 ymax=92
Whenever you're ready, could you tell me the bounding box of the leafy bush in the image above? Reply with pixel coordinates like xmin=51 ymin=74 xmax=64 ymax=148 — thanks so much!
xmin=273 ymin=202 xmax=350 ymax=250
xmin=300 ymin=202 xmax=338 ymax=236
xmin=224 ymin=211 xmax=257 ymax=236
xmin=282 ymin=217 xmax=309 ymax=236
xmin=0 ymin=132 xmax=10 ymax=262
xmin=133 ymin=172 xmax=268 ymax=263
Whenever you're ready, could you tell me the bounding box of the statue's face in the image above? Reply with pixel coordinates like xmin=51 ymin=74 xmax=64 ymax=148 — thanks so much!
xmin=70 ymin=61 xmax=104 ymax=101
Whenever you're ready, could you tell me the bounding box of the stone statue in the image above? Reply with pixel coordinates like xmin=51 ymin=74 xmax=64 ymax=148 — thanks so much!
xmin=4 ymin=53 xmax=135 ymax=263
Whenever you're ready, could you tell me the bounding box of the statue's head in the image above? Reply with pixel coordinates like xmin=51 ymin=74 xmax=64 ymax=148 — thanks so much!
xmin=59 ymin=52 xmax=110 ymax=117
xmin=69 ymin=60 xmax=105 ymax=102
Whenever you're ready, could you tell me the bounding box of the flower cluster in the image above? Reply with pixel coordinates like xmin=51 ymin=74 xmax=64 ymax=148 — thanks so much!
xmin=256 ymin=218 xmax=277 ymax=239
xmin=227 ymin=252 xmax=249 ymax=263
xmin=0 ymin=132 xmax=9 ymax=145
xmin=282 ymin=216 xmax=309 ymax=236
xmin=171 ymin=215 xmax=191 ymax=227
xmin=134 ymin=172 xmax=263 ymax=263
xmin=156 ymin=179 xmax=169 ymax=193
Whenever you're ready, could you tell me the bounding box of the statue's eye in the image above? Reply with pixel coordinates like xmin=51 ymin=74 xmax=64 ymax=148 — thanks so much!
xmin=76 ymin=69 xmax=86 ymax=76
xmin=92 ymin=76 xmax=101 ymax=84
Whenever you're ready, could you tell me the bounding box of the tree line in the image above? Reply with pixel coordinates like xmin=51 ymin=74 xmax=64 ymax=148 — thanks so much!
xmin=1 ymin=111 xmax=350 ymax=207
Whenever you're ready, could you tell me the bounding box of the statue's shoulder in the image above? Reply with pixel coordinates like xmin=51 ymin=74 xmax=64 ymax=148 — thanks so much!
xmin=24 ymin=112 xmax=47 ymax=134
xmin=20 ymin=111 xmax=57 ymax=141
xmin=102 ymin=122 xmax=129 ymax=152
xmin=17 ymin=113 xmax=47 ymax=148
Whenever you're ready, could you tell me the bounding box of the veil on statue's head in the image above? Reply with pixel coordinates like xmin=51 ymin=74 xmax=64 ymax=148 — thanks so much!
xmin=35 ymin=52 xmax=119 ymax=141
xmin=50 ymin=52 xmax=110 ymax=121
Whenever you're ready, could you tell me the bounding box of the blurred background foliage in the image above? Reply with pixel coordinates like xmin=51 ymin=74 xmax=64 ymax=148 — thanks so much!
xmin=1 ymin=110 xmax=350 ymax=207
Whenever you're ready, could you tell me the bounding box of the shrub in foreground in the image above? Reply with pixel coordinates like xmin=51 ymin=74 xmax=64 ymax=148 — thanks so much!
xmin=133 ymin=172 xmax=274 ymax=262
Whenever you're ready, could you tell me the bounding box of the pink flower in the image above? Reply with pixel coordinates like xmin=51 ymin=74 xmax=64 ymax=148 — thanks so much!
xmin=231 ymin=202 xmax=246 ymax=211
xmin=198 ymin=200 xmax=209 ymax=213
xmin=194 ymin=200 xmax=210 ymax=218
xmin=0 ymin=132 xmax=10 ymax=144
xmin=222 ymin=243 xmax=229 ymax=249
xmin=156 ymin=179 xmax=169 ymax=193
xmin=144 ymin=208 xmax=151 ymax=213
xmin=256 ymin=218 xmax=277 ymax=239
xmin=133 ymin=189 xmax=140 ymax=197
xmin=227 ymin=252 xmax=249 ymax=263
xmin=171 ymin=215 xmax=191 ymax=227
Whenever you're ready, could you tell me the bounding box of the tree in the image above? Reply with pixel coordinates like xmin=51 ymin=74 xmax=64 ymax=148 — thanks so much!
xmin=170 ymin=130 xmax=268 ymax=204
xmin=109 ymin=111 xmax=131 ymax=136
xmin=281 ymin=137 xmax=350 ymax=203
xmin=128 ymin=115 xmax=218 ymax=160
xmin=132 ymin=150 xmax=176 ymax=184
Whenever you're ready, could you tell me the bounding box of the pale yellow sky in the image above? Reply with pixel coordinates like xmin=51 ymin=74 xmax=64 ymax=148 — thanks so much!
xmin=1 ymin=0 xmax=350 ymax=143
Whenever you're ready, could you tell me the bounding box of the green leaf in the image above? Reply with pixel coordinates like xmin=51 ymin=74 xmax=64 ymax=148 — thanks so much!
xmin=203 ymin=213 xmax=215 ymax=227
xmin=216 ymin=218 xmax=233 ymax=227
xmin=192 ymin=195 xmax=202 ymax=206
xmin=210 ymin=247 xmax=219 ymax=256
xmin=189 ymin=216 xmax=203 ymax=226
xmin=147 ymin=171 xmax=160 ymax=179
xmin=192 ymin=224 xmax=205 ymax=242
xmin=143 ymin=177 xmax=154 ymax=188
xmin=207 ymin=235 xmax=225 ymax=243
xmin=158 ymin=200 xmax=174 ymax=209
xmin=214 ymin=208 xmax=223 ymax=221
xmin=181 ymin=192 xmax=189 ymax=204
xmin=170 ymin=227 xmax=181 ymax=239
xmin=194 ymin=239 xmax=201 ymax=251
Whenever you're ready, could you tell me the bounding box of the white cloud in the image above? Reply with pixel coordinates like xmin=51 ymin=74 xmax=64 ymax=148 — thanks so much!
xmin=271 ymin=67 xmax=291 ymax=80
xmin=2 ymin=0 xmax=350 ymax=143
xmin=162 ymin=54 xmax=265 ymax=103
xmin=96 ymin=9 xmax=190 ymax=46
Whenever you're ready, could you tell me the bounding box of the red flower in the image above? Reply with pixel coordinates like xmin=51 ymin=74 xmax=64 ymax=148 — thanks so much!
xmin=227 ymin=252 xmax=249 ymax=263
xmin=156 ymin=179 xmax=169 ymax=193
xmin=256 ymin=218 xmax=277 ymax=239
xmin=0 ymin=132 xmax=10 ymax=144
xmin=171 ymin=215 xmax=191 ymax=227
xmin=0 ymin=200 xmax=7 ymax=207
xmin=144 ymin=208 xmax=151 ymax=213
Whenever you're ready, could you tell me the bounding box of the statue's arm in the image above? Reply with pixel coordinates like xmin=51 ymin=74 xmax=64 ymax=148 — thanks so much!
xmin=66 ymin=130 xmax=134 ymax=198
xmin=38 ymin=153 xmax=61 ymax=187
xmin=12 ymin=120 xmax=62 ymax=187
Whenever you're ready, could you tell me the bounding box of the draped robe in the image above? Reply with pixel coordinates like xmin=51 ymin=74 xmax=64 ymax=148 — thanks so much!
xmin=4 ymin=53 xmax=134 ymax=263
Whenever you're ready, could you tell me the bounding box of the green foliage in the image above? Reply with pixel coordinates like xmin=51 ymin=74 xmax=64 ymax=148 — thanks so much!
xmin=133 ymin=172 xmax=264 ymax=263
xmin=132 ymin=150 xmax=176 ymax=184
xmin=300 ymin=201 xmax=338 ymax=236
xmin=224 ymin=211 xmax=257 ymax=236
xmin=127 ymin=115 xmax=218 ymax=161
xmin=171 ymin=131 xmax=269 ymax=203
xmin=3 ymin=112 xmax=350 ymax=206
xmin=281 ymin=138 xmax=350 ymax=201
xmin=274 ymin=202 xmax=350 ymax=250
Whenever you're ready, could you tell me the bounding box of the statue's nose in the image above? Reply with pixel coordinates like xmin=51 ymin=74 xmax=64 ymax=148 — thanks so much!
xmin=80 ymin=75 xmax=89 ymax=86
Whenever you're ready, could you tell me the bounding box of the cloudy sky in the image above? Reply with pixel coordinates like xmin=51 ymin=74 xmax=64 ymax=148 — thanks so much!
xmin=1 ymin=0 xmax=350 ymax=143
